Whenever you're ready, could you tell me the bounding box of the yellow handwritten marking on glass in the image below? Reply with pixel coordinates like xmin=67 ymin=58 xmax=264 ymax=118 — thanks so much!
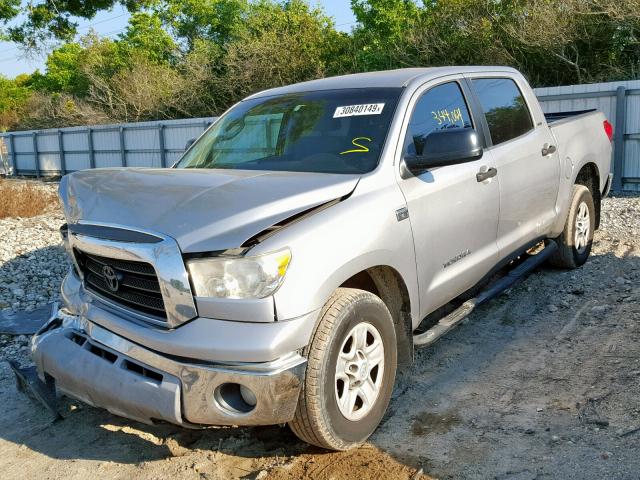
xmin=340 ymin=137 xmax=372 ymax=155
xmin=431 ymin=107 xmax=465 ymax=127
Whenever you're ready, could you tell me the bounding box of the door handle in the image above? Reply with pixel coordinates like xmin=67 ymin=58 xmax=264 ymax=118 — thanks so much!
xmin=542 ymin=143 xmax=557 ymax=156
xmin=476 ymin=167 xmax=497 ymax=182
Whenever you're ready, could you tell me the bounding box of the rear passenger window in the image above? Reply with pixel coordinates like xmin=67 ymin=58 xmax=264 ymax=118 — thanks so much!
xmin=405 ymin=82 xmax=473 ymax=156
xmin=472 ymin=78 xmax=534 ymax=145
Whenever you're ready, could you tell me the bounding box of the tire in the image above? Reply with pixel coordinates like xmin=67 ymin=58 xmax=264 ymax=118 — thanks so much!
xmin=289 ymin=288 xmax=397 ymax=451
xmin=549 ymin=184 xmax=595 ymax=268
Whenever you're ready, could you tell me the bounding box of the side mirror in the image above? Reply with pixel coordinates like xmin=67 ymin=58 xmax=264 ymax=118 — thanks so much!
xmin=185 ymin=138 xmax=196 ymax=150
xmin=403 ymin=128 xmax=482 ymax=173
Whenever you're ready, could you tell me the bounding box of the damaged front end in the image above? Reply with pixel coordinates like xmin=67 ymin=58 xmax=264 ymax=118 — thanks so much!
xmin=20 ymin=307 xmax=306 ymax=427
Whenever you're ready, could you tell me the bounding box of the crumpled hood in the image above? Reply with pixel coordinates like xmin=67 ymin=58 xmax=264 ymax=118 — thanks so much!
xmin=60 ymin=168 xmax=359 ymax=252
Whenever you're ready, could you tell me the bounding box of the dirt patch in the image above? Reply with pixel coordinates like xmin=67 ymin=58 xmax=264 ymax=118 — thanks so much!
xmin=411 ymin=410 xmax=461 ymax=436
xmin=266 ymin=446 xmax=430 ymax=480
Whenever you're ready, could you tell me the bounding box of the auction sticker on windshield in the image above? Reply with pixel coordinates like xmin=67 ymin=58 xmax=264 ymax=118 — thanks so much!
xmin=334 ymin=103 xmax=385 ymax=118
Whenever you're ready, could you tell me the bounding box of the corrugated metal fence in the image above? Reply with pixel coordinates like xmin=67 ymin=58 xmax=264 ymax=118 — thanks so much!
xmin=1 ymin=79 xmax=640 ymax=191
xmin=0 ymin=117 xmax=215 ymax=176
xmin=534 ymin=80 xmax=640 ymax=192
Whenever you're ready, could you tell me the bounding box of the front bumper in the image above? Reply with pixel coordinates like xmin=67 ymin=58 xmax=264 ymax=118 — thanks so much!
xmin=31 ymin=310 xmax=306 ymax=427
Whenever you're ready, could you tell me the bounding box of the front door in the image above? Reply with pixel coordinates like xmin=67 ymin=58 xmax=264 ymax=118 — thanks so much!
xmin=396 ymin=80 xmax=500 ymax=318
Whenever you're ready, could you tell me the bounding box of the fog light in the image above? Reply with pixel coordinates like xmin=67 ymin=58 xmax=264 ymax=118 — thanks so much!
xmin=240 ymin=385 xmax=257 ymax=407
xmin=213 ymin=383 xmax=256 ymax=414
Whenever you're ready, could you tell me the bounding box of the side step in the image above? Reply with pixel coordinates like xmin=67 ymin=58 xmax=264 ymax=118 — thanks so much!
xmin=413 ymin=241 xmax=558 ymax=347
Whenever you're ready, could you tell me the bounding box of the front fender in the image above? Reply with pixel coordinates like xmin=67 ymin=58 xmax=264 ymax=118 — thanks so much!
xmin=251 ymin=181 xmax=420 ymax=326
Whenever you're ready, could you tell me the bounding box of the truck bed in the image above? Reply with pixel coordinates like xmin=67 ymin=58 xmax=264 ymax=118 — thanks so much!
xmin=544 ymin=109 xmax=597 ymax=125
xmin=545 ymin=108 xmax=611 ymax=203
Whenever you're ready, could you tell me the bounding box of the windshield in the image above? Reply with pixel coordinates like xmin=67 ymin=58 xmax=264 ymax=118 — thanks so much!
xmin=175 ymin=88 xmax=402 ymax=174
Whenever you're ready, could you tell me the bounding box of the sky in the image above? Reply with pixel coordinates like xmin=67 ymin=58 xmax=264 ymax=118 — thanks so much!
xmin=0 ymin=0 xmax=356 ymax=78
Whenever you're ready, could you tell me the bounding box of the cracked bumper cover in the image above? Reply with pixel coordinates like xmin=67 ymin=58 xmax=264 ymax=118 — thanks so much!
xmin=31 ymin=311 xmax=306 ymax=427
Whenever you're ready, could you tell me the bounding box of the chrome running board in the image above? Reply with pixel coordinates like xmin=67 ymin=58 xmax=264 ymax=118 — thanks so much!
xmin=413 ymin=241 xmax=558 ymax=347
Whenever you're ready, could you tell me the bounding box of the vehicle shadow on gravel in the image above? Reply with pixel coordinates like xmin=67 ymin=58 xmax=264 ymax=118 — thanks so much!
xmin=1 ymin=246 xmax=638 ymax=479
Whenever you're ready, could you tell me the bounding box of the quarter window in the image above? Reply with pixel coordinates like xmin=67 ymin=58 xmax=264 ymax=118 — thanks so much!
xmin=404 ymin=82 xmax=473 ymax=156
xmin=472 ymin=78 xmax=534 ymax=145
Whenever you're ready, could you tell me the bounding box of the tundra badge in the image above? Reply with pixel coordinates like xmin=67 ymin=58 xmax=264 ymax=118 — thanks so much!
xmin=443 ymin=249 xmax=471 ymax=268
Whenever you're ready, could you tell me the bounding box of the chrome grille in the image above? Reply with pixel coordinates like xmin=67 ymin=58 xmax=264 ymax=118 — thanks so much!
xmin=74 ymin=249 xmax=167 ymax=320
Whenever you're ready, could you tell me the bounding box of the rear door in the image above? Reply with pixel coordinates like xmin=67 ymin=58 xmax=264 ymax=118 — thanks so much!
xmin=395 ymin=78 xmax=500 ymax=318
xmin=465 ymin=74 xmax=561 ymax=258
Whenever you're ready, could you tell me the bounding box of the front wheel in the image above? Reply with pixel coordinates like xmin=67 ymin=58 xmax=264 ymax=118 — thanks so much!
xmin=289 ymin=288 xmax=397 ymax=450
xmin=549 ymin=184 xmax=595 ymax=268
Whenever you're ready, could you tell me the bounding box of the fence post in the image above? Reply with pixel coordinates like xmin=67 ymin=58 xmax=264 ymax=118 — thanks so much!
xmin=32 ymin=132 xmax=40 ymax=178
xmin=613 ymin=86 xmax=626 ymax=192
xmin=58 ymin=130 xmax=66 ymax=175
xmin=119 ymin=127 xmax=126 ymax=167
xmin=87 ymin=128 xmax=95 ymax=169
xmin=158 ymin=124 xmax=167 ymax=167
xmin=8 ymin=133 xmax=17 ymax=176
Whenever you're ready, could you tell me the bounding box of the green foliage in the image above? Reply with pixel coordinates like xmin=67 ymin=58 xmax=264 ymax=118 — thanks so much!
xmin=31 ymin=43 xmax=88 ymax=95
xmin=218 ymin=0 xmax=339 ymax=99
xmin=0 ymin=75 xmax=30 ymax=109
xmin=0 ymin=0 xmax=20 ymax=38
xmin=118 ymin=12 xmax=178 ymax=63
xmin=0 ymin=75 xmax=31 ymax=130
xmin=2 ymin=1 xmax=152 ymax=46
xmin=151 ymin=0 xmax=248 ymax=47
xmin=3 ymin=0 xmax=640 ymax=130
xmin=350 ymin=0 xmax=420 ymax=70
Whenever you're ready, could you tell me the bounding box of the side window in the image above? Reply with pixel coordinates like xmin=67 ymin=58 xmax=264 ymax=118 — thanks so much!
xmin=472 ymin=78 xmax=534 ymax=145
xmin=405 ymin=82 xmax=473 ymax=156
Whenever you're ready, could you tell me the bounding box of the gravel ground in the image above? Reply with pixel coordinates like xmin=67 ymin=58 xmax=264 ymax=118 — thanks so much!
xmin=0 ymin=181 xmax=67 ymax=367
xmin=0 ymin=189 xmax=638 ymax=479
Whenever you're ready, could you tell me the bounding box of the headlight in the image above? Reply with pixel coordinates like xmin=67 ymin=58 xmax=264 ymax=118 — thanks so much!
xmin=187 ymin=248 xmax=291 ymax=299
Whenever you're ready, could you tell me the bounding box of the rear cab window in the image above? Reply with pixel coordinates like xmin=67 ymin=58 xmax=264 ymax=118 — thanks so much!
xmin=471 ymin=78 xmax=534 ymax=145
xmin=404 ymin=81 xmax=473 ymax=156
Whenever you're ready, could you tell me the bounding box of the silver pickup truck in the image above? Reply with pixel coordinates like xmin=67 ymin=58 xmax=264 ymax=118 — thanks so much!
xmin=29 ymin=66 xmax=613 ymax=451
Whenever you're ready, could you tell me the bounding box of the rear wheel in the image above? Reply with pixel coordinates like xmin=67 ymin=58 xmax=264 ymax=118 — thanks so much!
xmin=549 ymin=184 xmax=595 ymax=268
xmin=289 ymin=288 xmax=397 ymax=450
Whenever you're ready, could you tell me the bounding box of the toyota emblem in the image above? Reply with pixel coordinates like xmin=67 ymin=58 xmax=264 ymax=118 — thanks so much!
xmin=102 ymin=265 xmax=120 ymax=292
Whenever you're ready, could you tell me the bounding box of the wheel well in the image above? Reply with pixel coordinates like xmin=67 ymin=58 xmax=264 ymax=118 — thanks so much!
xmin=340 ymin=266 xmax=413 ymax=370
xmin=575 ymin=162 xmax=601 ymax=229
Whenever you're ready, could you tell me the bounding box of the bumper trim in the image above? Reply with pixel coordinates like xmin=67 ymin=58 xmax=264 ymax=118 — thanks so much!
xmin=32 ymin=310 xmax=306 ymax=426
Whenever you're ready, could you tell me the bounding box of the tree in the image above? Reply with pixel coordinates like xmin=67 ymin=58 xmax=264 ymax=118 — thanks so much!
xmin=30 ymin=43 xmax=88 ymax=95
xmin=0 ymin=0 xmax=20 ymax=36
xmin=217 ymin=0 xmax=342 ymax=104
xmin=18 ymin=92 xmax=109 ymax=130
xmin=4 ymin=0 xmax=640 ymax=131
xmin=151 ymin=0 xmax=248 ymax=48
xmin=0 ymin=74 xmax=31 ymax=130
xmin=1 ymin=1 xmax=151 ymax=47
xmin=83 ymin=55 xmax=184 ymax=121
xmin=361 ymin=0 xmax=640 ymax=86
xmin=118 ymin=12 xmax=178 ymax=64
xmin=350 ymin=0 xmax=420 ymax=70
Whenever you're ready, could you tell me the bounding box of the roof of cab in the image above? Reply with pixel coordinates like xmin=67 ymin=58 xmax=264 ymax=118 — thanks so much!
xmin=246 ymin=66 xmax=521 ymax=100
